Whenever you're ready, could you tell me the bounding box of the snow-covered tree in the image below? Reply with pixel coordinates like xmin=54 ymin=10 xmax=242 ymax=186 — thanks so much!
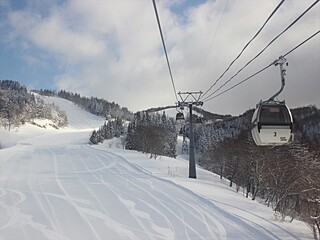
xmin=89 ymin=118 xmax=125 ymax=144
xmin=125 ymin=111 xmax=177 ymax=158
xmin=0 ymin=80 xmax=68 ymax=130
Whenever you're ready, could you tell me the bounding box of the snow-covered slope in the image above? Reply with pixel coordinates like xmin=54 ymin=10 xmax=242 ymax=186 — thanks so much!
xmin=41 ymin=95 xmax=105 ymax=130
xmin=0 ymin=96 xmax=312 ymax=239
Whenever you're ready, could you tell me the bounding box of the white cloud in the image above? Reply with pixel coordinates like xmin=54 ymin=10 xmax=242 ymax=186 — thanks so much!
xmin=3 ymin=0 xmax=320 ymax=115
xmin=8 ymin=9 xmax=107 ymax=64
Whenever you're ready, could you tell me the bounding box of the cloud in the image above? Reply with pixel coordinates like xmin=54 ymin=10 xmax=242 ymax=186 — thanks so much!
xmin=8 ymin=9 xmax=107 ymax=64
xmin=2 ymin=0 xmax=320 ymax=115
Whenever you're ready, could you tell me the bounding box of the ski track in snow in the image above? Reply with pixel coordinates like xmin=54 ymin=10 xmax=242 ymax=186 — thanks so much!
xmin=0 ymin=96 xmax=312 ymax=240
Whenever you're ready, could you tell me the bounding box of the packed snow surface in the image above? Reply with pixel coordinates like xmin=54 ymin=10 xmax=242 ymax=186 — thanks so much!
xmin=0 ymin=96 xmax=312 ymax=239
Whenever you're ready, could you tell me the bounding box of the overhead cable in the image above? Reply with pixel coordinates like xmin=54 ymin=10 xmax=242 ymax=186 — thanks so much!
xmin=283 ymin=29 xmax=320 ymax=57
xmin=152 ymin=0 xmax=179 ymax=102
xmin=201 ymin=0 xmax=286 ymax=99
xmin=204 ymin=29 xmax=320 ymax=102
xmin=195 ymin=0 xmax=230 ymax=83
xmin=202 ymin=0 xmax=319 ymax=101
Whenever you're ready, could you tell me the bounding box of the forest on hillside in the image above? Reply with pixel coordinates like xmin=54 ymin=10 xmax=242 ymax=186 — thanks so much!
xmin=0 ymin=80 xmax=68 ymax=131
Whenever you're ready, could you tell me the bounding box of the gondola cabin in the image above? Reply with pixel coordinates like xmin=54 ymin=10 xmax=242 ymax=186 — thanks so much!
xmin=251 ymin=101 xmax=293 ymax=146
xmin=176 ymin=112 xmax=185 ymax=121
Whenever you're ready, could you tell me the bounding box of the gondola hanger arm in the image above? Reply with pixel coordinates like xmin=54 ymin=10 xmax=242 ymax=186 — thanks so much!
xmin=269 ymin=56 xmax=288 ymax=101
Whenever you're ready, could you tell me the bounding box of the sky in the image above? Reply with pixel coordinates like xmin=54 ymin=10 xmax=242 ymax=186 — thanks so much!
xmin=0 ymin=0 xmax=319 ymax=116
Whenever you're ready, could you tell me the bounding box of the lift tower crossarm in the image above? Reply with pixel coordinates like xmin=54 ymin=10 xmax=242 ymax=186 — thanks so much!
xmin=178 ymin=91 xmax=203 ymax=105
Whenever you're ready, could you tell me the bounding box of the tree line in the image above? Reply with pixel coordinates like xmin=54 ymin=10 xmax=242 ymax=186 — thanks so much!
xmin=123 ymin=111 xmax=176 ymax=159
xmin=90 ymin=111 xmax=177 ymax=159
xmin=32 ymin=89 xmax=133 ymax=121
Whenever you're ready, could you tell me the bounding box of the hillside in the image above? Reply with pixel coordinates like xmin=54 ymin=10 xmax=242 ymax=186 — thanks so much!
xmin=0 ymin=94 xmax=314 ymax=239
xmin=0 ymin=80 xmax=133 ymax=134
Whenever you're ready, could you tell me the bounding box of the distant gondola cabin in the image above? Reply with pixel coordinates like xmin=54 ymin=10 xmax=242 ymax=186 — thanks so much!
xmin=176 ymin=112 xmax=185 ymax=121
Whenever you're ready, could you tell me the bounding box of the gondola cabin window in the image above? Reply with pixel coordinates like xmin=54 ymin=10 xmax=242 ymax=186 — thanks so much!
xmin=259 ymin=105 xmax=291 ymax=125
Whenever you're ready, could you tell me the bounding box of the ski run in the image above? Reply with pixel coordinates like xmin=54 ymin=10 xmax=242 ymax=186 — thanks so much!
xmin=0 ymin=96 xmax=312 ymax=240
